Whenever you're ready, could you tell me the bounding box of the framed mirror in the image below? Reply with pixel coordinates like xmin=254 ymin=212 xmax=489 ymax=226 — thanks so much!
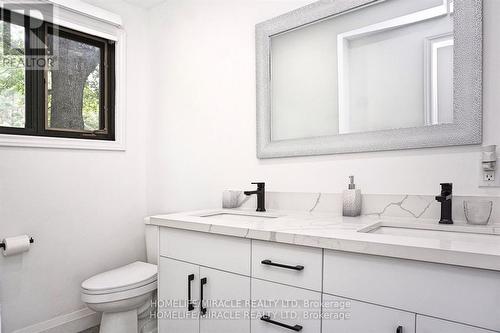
xmin=256 ymin=0 xmax=482 ymax=158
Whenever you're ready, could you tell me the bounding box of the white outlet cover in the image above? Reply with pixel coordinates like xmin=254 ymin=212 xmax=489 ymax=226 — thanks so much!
xmin=479 ymin=159 xmax=500 ymax=187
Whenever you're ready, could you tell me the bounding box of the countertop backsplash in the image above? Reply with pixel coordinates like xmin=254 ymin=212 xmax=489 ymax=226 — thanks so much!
xmin=222 ymin=190 xmax=500 ymax=224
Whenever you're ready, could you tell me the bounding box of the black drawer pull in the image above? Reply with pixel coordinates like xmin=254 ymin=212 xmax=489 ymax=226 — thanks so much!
xmin=261 ymin=315 xmax=303 ymax=331
xmin=397 ymin=326 xmax=403 ymax=333
xmin=261 ymin=259 xmax=304 ymax=271
xmin=187 ymin=274 xmax=194 ymax=311
xmin=200 ymin=277 xmax=207 ymax=316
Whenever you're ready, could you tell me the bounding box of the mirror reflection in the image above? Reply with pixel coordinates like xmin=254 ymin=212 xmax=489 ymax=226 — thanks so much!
xmin=270 ymin=0 xmax=454 ymax=141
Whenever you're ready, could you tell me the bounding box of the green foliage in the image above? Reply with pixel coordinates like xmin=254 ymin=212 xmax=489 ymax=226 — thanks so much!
xmin=0 ymin=23 xmax=26 ymax=128
xmin=82 ymin=66 xmax=100 ymax=131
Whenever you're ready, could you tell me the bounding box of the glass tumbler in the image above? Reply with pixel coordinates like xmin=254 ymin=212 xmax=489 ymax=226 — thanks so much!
xmin=464 ymin=201 xmax=493 ymax=225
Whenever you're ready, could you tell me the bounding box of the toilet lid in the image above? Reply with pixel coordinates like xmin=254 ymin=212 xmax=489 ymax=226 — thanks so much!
xmin=81 ymin=261 xmax=157 ymax=294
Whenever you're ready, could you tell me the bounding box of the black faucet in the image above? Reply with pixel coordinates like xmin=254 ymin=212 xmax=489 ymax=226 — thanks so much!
xmin=244 ymin=182 xmax=266 ymax=212
xmin=435 ymin=183 xmax=453 ymax=224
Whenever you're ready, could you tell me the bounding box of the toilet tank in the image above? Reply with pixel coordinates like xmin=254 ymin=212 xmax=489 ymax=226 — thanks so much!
xmin=144 ymin=219 xmax=159 ymax=265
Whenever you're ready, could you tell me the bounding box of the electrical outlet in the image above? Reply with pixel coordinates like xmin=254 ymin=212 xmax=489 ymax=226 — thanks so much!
xmin=479 ymin=161 xmax=500 ymax=187
xmin=484 ymin=171 xmax=495 ymax=182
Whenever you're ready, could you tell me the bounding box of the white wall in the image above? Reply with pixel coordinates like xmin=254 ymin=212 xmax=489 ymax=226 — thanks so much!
xmin=0 ymin=1 xmax=150 ymax=331
xmin=147 ymin=0 xmax=500 ymax=215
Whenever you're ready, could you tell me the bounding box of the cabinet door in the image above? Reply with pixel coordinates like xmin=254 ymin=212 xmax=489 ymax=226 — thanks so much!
xmin=417 ymin=316 xmax=496 ymax=333
xmin=322 ymin=295 xmax=415 ymax=333
xmin=199 ymin=267 xmax=250 ymax=333
xmin=158 ymin=257 xmax=199 ymax=333
xmin=251 ymin=278 xmax=322 ymax=333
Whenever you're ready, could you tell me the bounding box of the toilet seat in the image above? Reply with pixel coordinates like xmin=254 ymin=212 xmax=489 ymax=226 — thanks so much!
xmin=82 ymin=280 xmax=157 ymax=304
xmin=81 ymin=261 xmax=157 ymax=303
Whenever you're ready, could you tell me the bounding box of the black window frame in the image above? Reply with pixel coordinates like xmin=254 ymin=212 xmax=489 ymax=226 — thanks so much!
xmin=0 ymin=8 xmax=115 ymax=141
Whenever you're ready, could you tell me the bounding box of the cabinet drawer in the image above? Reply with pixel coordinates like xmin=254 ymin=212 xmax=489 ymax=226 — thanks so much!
xmin=322 ymin=295 xmax=415 ymax=333
xmin=251 ymin=278 xmax=321 ymax=333
xmin=417 ymin=316 xmax=497 ymax=333
xmin=252 ymin=240 xmax=322 ymax=291
xmin=324 ymin=250 xmax=500 ymax=331
xmin=160 ymin=227 xmax=251 ymax=275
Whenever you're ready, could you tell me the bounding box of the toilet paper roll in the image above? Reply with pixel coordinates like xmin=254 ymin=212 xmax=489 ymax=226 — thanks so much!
xmin=2 ymin=235 xmax=31 ymax=257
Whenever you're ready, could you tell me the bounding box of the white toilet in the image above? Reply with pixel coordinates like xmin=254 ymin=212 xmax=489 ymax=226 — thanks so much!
xmin=81 ymin=224 xmax=159 ymax=333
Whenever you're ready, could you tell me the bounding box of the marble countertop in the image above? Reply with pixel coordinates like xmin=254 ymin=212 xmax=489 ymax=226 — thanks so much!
xmin=147 ymin=208 xmax=500 ymax=271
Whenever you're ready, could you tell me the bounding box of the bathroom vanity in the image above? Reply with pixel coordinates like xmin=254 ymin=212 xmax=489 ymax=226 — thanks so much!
xmin=148 ymin=209 xmax=500 ymax=333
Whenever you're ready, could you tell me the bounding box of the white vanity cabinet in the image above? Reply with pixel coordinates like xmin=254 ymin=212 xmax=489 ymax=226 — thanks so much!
xmin=159 ymin=227 xmax=251 ymax=276
xmin=158 ymin=228 xmax=252 ymax=333
xmin=322 ymin=295 xmax=415 ymax=333
xmin=250 ymin=240 xmax=323 ymax=333
xmin=251 ymin=278 xmax=322 ymax=333
xmin=416 ymin=316 xmax=497 ymax=333
xmin=198 ymin=266 xmax=250 ymax=333
xmin=156 ymin=225 xmax=500 ymax=333
xmin=158 ymin=257 xmax=200 ymax=333
xmin=158 ymin=257 xmax=250 ymax=333
xmin=323 ymin=250 xmax=500 ymax=332
xmin=252 ymin=240 xmax=323 ymax=291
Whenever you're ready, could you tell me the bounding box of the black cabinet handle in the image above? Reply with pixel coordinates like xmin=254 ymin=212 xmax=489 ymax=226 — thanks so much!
xmin=397 ymin=326 xmax=403 ymax=333
xmin=261 ymin=315 xmax=303 ymax=331
xmin=200 ymin=277 xmax=207 ymax=316
xmin=261 ymin=259 xmax=304 ymax=271
xmin=187 ymin=274 xmax=194 ymax=311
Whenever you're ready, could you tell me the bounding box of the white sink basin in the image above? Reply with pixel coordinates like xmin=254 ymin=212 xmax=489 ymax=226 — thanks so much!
xmin=359 ymin=222 xmax=500 ymax=243
xmin=198 ymin=211 xmax=280 ymax=221
xmin=368 ymin=226 xmax=500 ymax=242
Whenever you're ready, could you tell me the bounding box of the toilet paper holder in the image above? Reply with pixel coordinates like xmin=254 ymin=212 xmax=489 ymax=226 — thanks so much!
xmin=0 ymin=237 xmax=34 ymax=250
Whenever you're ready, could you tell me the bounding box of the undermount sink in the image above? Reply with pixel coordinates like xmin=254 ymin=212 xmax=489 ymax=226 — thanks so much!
xmin=360 ymin=223 xmax=500 ymax=243
xmin=198 ymin=211 xmax=280 ymax=221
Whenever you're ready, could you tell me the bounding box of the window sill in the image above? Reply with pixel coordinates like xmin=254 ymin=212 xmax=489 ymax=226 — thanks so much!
xmin=0 ymin=134 xmax=125 ymax=151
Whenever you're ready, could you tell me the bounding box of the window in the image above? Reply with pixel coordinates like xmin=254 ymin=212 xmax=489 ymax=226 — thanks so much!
xmin=0 ymin=7 xmax=115 ymax=140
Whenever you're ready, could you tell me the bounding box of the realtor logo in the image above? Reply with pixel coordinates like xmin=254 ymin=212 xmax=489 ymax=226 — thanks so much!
xmin=1 ymin=2 xmax=58 ymax=69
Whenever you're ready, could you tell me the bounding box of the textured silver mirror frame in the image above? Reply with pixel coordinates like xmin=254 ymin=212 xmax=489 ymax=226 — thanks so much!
xmin=256 ymin=0 xmax=482 ymax=159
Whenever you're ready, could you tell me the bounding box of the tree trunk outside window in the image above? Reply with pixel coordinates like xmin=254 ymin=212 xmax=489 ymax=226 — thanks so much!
xmin=50 ymin=37 xmax=99 ymax=130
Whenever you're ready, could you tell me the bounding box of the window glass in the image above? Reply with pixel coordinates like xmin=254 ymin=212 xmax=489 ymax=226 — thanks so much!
xmin=47 ymin=32 xmax=102 ymax=132
xmin=0 ymin=9 xmax=114 ymax=141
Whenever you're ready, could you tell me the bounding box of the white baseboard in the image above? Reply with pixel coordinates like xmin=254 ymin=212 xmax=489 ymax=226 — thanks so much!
xmin=12 ymin=308 xmax=101 ymax=333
